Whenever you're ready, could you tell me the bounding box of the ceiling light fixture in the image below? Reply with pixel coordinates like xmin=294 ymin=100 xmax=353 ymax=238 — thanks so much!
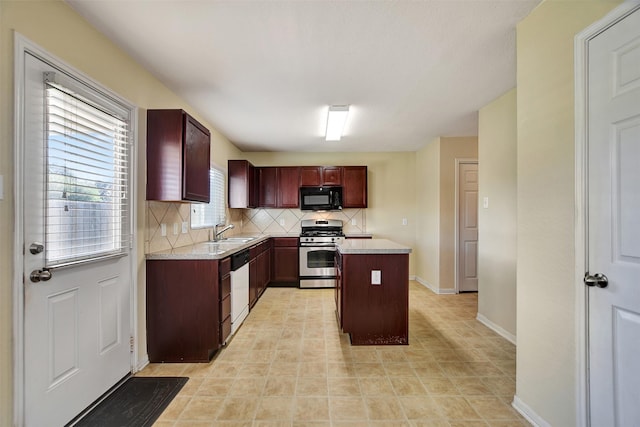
xmin=325 ymin=105 xmax=349 ymax=141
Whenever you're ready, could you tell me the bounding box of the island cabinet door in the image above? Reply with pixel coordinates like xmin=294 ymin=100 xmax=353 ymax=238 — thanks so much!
xmin=341 ymin=253 xmax=409 ymax=345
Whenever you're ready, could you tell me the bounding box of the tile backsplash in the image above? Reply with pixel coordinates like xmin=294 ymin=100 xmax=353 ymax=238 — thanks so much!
xmin=145 ymin=202 xmax=366 ymax=253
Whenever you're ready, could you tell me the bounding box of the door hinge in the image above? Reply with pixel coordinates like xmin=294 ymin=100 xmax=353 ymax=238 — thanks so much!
xmin=129 ymin=336 xmax=135 ymax=353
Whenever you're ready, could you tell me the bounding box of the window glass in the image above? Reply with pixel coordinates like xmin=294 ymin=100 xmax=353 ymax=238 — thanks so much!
xmin=191 ymin=167 xmax=226 ymax=229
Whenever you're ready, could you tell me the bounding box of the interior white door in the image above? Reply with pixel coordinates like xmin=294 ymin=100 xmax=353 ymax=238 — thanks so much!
xmin=587 ymin=7 xmax=640 ymax=426
xmin=21 ymin=51 xmax=133 ymax=426
xmin=458 ymin=162 xmax=479 ymax=292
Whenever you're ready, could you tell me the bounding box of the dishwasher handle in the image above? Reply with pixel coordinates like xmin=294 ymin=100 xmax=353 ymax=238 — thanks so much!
xmin=230 ymin=249 xmax=250 ymax=271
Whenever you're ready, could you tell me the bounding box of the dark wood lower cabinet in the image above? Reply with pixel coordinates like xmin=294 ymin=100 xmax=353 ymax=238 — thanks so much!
xmin=146 ymin=259 xmax=220 ymax=362
xmin=336 ymin=252 xmax=409 ymax=345
xmin=271 ymin=237 xmax=299 ymax=285
xmin=219 ymin=257 xmax=231 ymax=345
xmin=249 ymin=239 xmax=272 ymax=308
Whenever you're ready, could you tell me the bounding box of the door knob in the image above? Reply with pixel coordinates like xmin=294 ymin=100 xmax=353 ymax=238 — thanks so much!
xmin=29 ymin=242 xmax=44 ymax=255
xmin=584 ymin=272 xmax=608 ymax=288
xmin=30 ymin=268 xmax=52 ymax=283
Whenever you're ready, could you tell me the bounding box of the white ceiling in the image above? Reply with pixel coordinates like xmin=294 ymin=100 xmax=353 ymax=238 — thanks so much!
xmin=66 ymin=0 xmax=540 ymax=153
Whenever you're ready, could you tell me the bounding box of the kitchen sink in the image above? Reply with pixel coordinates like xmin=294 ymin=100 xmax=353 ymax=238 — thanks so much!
xmin=220 ymin=237 xmax=256 ymax=243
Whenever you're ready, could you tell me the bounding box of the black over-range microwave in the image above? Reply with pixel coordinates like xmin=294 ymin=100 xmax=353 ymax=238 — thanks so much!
xmin=300 ymin=186 xmax=343 ymax=211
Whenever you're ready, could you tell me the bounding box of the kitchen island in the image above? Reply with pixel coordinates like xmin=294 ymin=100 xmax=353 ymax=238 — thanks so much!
xmin=336 ymin=239 xmax=412 ymax=345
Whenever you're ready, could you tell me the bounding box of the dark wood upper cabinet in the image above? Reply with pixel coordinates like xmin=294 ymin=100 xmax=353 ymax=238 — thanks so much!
xmin=322 ymin=166 xmax=343 ymax=186
xmin=229 ymin=163 xmax=367 ymax=209
xmin=228 ymin=160 xmax=257 ymax=208
xmin=299 ymin=166 xmax=322 ymax=186
xmin=300 ymin=166 xmax=342 ymax=186
xmin=258 ymin=167 xmax=278 ymax=208
xmin=343 ymin=166 xmax=368 ymax=208
xmin=147 ymin=109 xmax=211 ymax=203
xmin=277 ymin=167 xmax=300 ymax=208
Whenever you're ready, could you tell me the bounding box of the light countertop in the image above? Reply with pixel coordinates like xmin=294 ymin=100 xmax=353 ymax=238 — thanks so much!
xmin=337 ymin=238 xmax=412 ymax=254
xmin=146 ymin=234 xmax=271 ymax=260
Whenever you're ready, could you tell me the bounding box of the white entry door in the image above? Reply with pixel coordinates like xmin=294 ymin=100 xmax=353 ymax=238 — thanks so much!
xmin=587 ymin=6 xmax=640 ymax=426
xmin=20 ymin=49 xmax=133 ymax=426
xmin=458 ymin=162 xmax=478 ymax=292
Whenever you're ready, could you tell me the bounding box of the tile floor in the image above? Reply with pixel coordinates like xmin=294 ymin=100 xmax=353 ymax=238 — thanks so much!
xmin=141 ymin=282 xmax=530 ymax=426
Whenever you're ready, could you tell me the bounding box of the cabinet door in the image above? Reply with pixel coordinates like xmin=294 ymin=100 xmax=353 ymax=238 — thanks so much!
xmin=322 ymin=167 xmax=343 ymax=186
xmin=259 ymin=167 xmax=278 ymax=207
xmin=277 ymin=167 xmax=300 ymax=208
xmin=228 ymin=160 xmax=255 ymax=209
xmin=249 ymin=258 xmax=258 ymax=308
xmin=146 ymin=260 xmax=219 ymax=362
xmin=300 ymin=166 xmax=322 ymax=186
xmin=272 ymin=238 xmax=299 ymax=284
xmin=343 ymin=166 xmax=368 ymax=208
xmin=182 ymin=114 xmax=211 ymax=202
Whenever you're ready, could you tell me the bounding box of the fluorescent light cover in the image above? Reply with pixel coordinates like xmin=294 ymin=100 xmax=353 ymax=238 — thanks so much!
xmin=325 ymin=105 xmax=349 ymax=141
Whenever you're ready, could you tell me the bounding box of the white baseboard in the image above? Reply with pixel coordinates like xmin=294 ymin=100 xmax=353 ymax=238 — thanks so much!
xmin=414 ymin=276 xmax=456 ymax=294
xmin=476 ymin=313 xmax=517 ymax=345
xmin=135 ymin=355 xmax=149 ymax=373
xmin=512 ymin=395 xmax=552 ymax=427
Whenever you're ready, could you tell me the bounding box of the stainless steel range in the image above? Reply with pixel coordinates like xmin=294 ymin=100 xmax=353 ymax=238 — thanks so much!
xmin=299 ymin=219 xmax=345 ymax=288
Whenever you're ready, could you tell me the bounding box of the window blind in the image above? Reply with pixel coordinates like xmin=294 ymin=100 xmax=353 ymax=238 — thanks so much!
xmin=44 ymin=75 xmax=130 ymax=267
xmin=191 ymin=167 xmax=226 ymax=228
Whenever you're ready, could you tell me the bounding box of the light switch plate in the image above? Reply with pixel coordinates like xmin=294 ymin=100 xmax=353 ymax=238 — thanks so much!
xmin=351 ymin=218 xmax=357 ymax=225
xmin=371 ymin=270 xmax=381 ymax=285
xmin=483 ymin=197 xmax=489 ymax=209
xmin=279 ymin=218 xmax=285 ymax=226
xmin=182 ymin=221 xmax=188 ymax=234
xmin=402 ymin=218 xmax=408 ymax=226
xmin=173 ymin=223 xmax=179 ymax=235
xmin=160 ymin=224 xmax=167 ymax=237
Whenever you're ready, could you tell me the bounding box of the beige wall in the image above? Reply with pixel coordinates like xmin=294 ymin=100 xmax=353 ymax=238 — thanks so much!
xmin=414 ymin=136 xmax=478 ymax=292
xmin=415 ymin=139 xmax=440 ymax=287
xmin=0 ymin=1 xmax=242 ymax=424
xmin=477 ymin=89 xmax=517 ymax=339
xmin=516 ymin=1 xmax=620 ymax=425
xmin=244 ymin=152 xmax=418 ymax=276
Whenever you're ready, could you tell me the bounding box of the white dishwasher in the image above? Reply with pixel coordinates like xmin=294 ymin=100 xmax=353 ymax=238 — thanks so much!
xmin=230 ymin=249 xmax=250 ymax=336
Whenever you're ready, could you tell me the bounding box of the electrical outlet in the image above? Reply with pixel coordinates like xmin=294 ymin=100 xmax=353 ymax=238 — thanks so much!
xmin=351 ymin=218 xmax=357 ymax=225
xmin=371 ymin=270 xmax=381 ymax=285
xmin=160 ymin=223 xmax=167 ymax=237
xmin=483 ymin=197 xmax=489 ymax=209
xmin=182 ymin=221 xmax=188 ymax=234
xmin=402 ymin=218 xmax=408 ymax=226
xmin=279 ymin=218 xmax=285 ymax=226
xmin=173 ymin=223 xmax=179 ymax=235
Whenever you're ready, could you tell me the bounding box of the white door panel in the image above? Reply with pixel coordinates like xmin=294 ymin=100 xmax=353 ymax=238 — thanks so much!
xmin=587 ymin=7 xmax=640 ymax=426
xmin=21 ymin=51 xmax=132 ymax=426
xmin=458 ymin=162 xmax=478 ymax=292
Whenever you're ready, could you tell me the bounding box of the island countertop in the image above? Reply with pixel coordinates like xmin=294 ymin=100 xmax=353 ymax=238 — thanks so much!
xmin=337 ymin=238 xmax=412 ymax=255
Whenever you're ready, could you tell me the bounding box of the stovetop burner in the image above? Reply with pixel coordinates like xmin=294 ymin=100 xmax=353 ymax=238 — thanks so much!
xmin=300 ymin=230 xmax=345 ymax=238
xmin=299 ymin=219 xmax=344 ymax=238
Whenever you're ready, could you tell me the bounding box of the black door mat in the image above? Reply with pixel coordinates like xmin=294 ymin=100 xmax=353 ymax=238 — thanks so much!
xmin=71 ymin=376 xmax=188 ymax=427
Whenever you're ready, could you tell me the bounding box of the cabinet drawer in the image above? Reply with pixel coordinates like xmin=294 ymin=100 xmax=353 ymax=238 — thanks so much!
xmin=220 ymin=316 xmax=232 ymax=344
xmin=219 ymin=257 xmax=231 ymax=276
xmin=273 ymin=237 xmax=298 ymax=247
xmin=221 ymin=294 xmax=231 ymax=320
xmin=250 ymin=244 xmax=259 ymax=259
xmin=220 ymin=273 xmax=231 ymax=299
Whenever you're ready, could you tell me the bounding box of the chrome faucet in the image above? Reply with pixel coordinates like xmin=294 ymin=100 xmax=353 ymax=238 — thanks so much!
xmin=213 ymin=223 xmax=235 ymax=241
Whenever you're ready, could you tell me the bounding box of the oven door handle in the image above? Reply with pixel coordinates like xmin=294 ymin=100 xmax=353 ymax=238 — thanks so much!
xmin=299 ymin=244 xmax=337 ymax=248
